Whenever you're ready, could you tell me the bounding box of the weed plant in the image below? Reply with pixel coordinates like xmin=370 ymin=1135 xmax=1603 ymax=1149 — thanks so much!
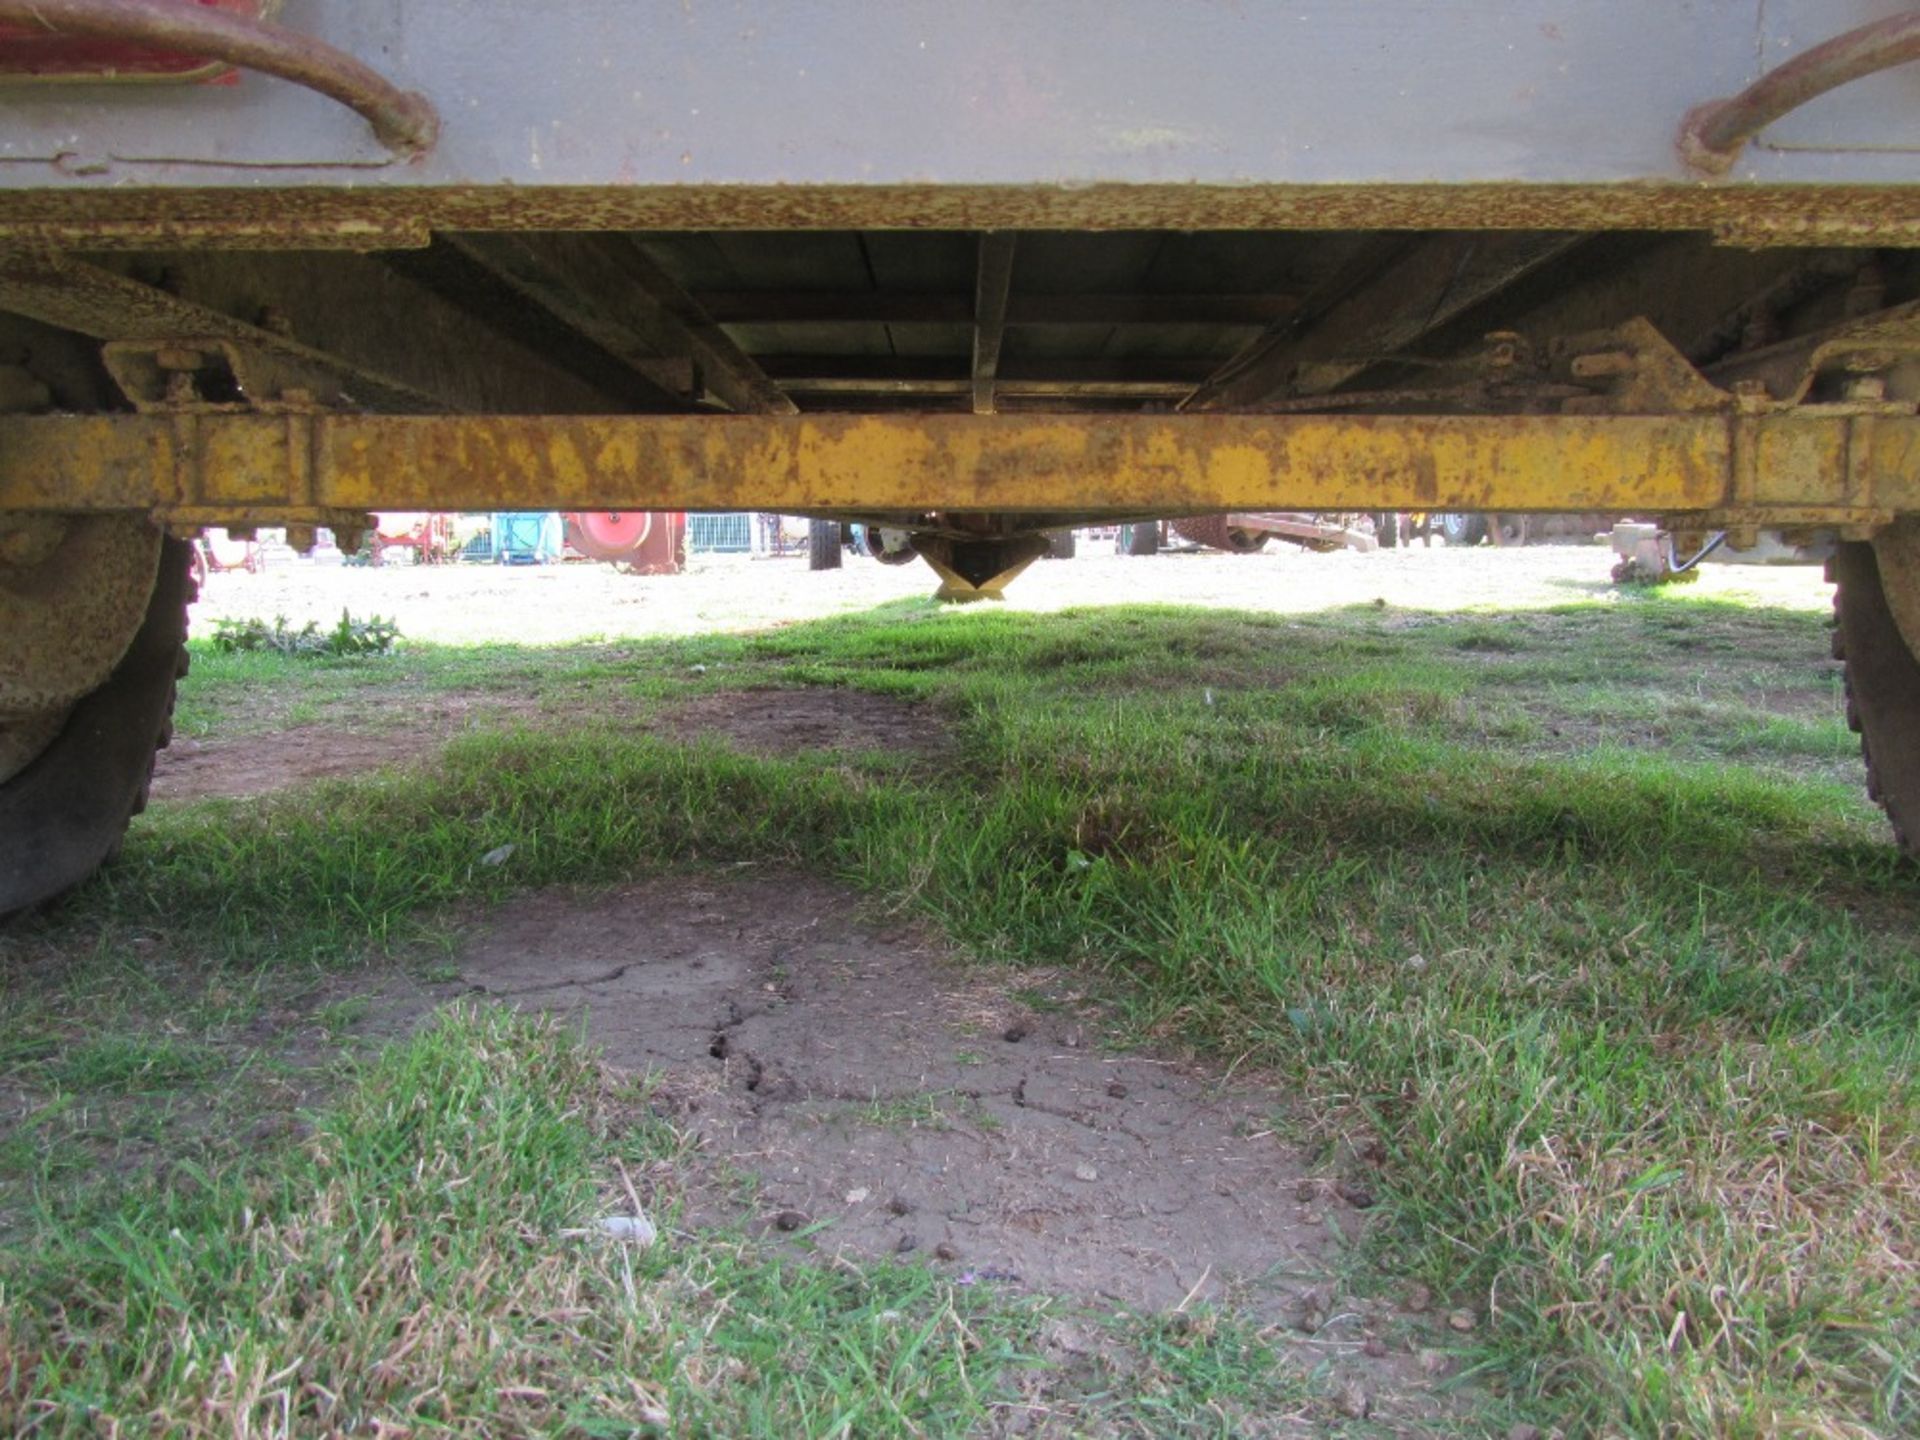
xmin=211 ymin=609 xmax=401 ymax=658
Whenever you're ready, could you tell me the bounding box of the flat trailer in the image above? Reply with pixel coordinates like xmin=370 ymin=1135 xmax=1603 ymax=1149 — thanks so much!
xmin=9 ymin=1 xmax=1920 ymax=906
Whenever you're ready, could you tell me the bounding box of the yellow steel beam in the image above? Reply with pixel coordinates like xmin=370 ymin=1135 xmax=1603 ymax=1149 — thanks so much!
xmin=0 ymin=410 xmax=1912 ymax=524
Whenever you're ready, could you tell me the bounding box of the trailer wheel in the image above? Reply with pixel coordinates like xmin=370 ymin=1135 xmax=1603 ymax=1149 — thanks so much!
xmin=1 ymin=532 xmax=193 ymax=914
xmin=1833 ymin=539 xmax=1920 ymax=860
xmin=808 ymin=520 xmax=843 ymax=571
xmin=1438 ymin=512 xmax=1487 ymax=546
xmin=1122 ymin=521 xmax=1160 ymax=556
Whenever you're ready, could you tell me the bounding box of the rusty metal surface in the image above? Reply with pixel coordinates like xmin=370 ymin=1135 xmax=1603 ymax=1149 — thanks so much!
xmin=7 ymin=186 xmax=1920 ymax=249
xmin=0 ymin=248 xmax=645 ymax=415
xmin=1704 ymin=297 xmax=1920 ymax=404
xmin=1188 ymin=235 xmax=1586 ymax=412
xmin=0 ymin=0 xmax=437 ymax=157
xmin=1170 ymin=512 xmax=1374 ymax=554
xmin=0 ymin=2 xmax=1917 ymax=208
xmin=1552 ymin=319 xmax=1734 ymax=416
xmin=913 ymin=534 xmax=1050 ymax=601
xmin=0 ymin=247 xmax=442 ymax=411
xmin=1224 ymin=513 xmax=1376 ymax=553
xmin=0 ymin=512 xmax=159 ymax=784
xmin=971 ymin=234 xmax=1016 ymax=416
xmin=2 ymin=409 xmax=1915 ymax=532
xmin=1171 ymin=515 xmax=1265 ymax=554
xmin=0 ymin=216 xmax=432 ymax=251
xmin=443 ymin=233 xmax=789 ymax=415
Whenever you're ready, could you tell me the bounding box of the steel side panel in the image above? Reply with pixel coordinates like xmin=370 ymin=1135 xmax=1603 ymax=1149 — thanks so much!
xmin=1 ymin=0 xmax=1919 ymax=211
xmin=4 ymin=411 xmax=1910 ymax=519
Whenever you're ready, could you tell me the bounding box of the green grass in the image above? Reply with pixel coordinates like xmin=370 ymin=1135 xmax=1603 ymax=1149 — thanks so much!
xmin=1 ymin=1006 xmax=1041 ymax=1437
xmin=3 ymin=584 xmax=1915 ymax=1436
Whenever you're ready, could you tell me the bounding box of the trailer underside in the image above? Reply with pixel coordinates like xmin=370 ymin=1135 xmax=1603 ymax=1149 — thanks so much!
xmin=2 ymin=227 xmax=1918 ymax=534
xmin=7 ymin=218 xmax=1920 ymax=908
xmin=9 ymin=0 xmax=1920 ymax=906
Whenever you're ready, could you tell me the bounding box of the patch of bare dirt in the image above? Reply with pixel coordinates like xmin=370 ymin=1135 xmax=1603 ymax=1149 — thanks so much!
xmin=462 ymin=871 xmax=1330 ymax=1312
xmin=153 ymin=690 xmax=560 ymax=802
xmin=454 ymin=871 xmax=1455 ymax=1428
xmin=154 ymin=688 xmax=946 ymax=802
xmin=1748 ymin=683 xmax=1846 ymax=723
xmin=151 ymin=726 xmax=450 ymax=802
xmin=659 ymin=688 xmax=952 ymax=763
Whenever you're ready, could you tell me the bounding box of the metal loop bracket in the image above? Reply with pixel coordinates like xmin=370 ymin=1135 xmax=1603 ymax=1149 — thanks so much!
xmin=0 ymin=0 xmax=438 ymax=158
xmin=1681 ymin=10 xmax=1920 ymax=175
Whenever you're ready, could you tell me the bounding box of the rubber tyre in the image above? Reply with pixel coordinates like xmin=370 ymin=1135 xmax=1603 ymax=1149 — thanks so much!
xmin=1 ymin=534 xmax=193 ymax=914
xmin=1122 ymin=522 xmax=1160 ymax=556
xmin=1047 ymin=529 xmax=1077 ymax=560
xmin=1438 ymin=512 xmax=1487 ymax=546
xmin=808 ymin=520 xmax=843 ymax=571
xmin=1833 ymin=541 xmax=1920 ymax=858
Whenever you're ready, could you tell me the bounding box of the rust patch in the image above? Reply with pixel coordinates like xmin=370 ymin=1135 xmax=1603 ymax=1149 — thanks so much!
xmin=4 ymin=182 xmax=1920 ymax=244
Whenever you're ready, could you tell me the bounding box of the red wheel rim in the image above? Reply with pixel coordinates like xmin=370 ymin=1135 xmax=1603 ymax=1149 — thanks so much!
xmin=570 ymin=511 xmax=654 ymax=561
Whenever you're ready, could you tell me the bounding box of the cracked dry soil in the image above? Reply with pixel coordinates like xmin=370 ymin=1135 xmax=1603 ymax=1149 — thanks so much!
xmin=461 ymin=872 xmax=1329 ymax=1312
xmin=455 ymin=873 xmax=1455 ymax=1427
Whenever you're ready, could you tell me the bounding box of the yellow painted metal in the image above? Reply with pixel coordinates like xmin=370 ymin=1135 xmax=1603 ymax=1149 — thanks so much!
xmin=0 ymin=409 xmax=1914 ymax=524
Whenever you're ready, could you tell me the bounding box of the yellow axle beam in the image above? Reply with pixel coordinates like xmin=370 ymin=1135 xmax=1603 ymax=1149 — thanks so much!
xmin=0 ymin=410 xmax=1912 ymax=527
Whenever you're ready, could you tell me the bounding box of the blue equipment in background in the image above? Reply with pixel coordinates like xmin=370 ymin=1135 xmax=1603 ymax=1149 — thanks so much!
xmin=491 ymin=512 xmax=563 ymax=565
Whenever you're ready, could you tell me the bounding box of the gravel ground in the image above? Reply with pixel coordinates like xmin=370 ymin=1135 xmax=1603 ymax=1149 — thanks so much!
xmin=189 ymin=536 xmax=1834 ymax=645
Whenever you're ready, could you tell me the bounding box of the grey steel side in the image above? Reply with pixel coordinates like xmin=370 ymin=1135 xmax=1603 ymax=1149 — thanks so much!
xmin=0 ymin=0 xmax=1919 ymax=227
